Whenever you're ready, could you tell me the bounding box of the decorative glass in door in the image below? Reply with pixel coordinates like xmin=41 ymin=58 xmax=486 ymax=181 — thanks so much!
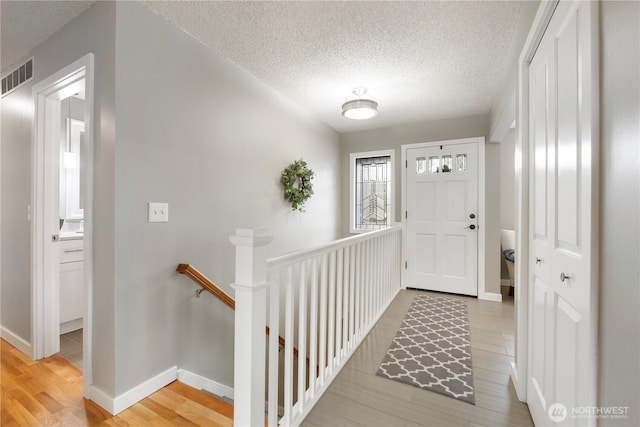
xmin=355 ymin=155 xmax=392 ymax=230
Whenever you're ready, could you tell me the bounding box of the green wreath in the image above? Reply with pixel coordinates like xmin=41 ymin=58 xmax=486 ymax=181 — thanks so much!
xmin=280 ymin=159 xmax=314 ymax=212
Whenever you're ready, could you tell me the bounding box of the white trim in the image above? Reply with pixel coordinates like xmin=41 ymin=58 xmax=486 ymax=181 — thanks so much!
xmin=0 ymin=326 xmax=33 ymax=358
xmin=477 ymin=139 xmax=486 ymax=300
xmin=90 ymin=366 xmax=178 ymax=415
xmin=81 ymin=53 xmax=95 ymax=398
xmin=400 ymin=137 xmax=487 ymax=299
xmin=88 ymin=386 xmax=117 ymax=415
xmin=31 ymin=53 xmax=95 ymax=400
xmin=490 ymin=86 xmax=516 ymax=143
xmin=348 ymin=149 xmax=395 ymax=234
xmin=512 ymin=0 xmax=558 ymax=402
xmin=60 ymin=318 xmax=83 ymax=335
xmin=478 ymin=292 xmax=503 ymax=303
xmin=178 ymin=369 xmax=235 ymax=400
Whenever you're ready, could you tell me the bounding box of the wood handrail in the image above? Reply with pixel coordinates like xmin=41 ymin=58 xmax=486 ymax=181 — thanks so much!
xmin=177 ymin=263 xmax=301 ymax=361
xmin=177 ymin=264 xmax=235 ymax=309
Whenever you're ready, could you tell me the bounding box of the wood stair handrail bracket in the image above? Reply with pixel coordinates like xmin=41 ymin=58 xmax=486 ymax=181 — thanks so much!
xmin=176 ymin=263 xmax=235 ymax=309
xmin=177 ymin=263 xmax=302 ymax=360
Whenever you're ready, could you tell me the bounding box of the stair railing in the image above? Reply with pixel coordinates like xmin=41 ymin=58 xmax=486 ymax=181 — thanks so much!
xmin=230 ymin=225 xmax=402 ymax=426
xmin=177 ymin=263 xmax=300 ymax=357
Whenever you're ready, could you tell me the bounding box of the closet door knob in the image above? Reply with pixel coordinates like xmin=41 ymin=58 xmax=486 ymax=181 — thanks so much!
xmin=560 ymin=272 xmax=571 ymax=282
xmin=535 ymin=258 xmax=542 ymax=264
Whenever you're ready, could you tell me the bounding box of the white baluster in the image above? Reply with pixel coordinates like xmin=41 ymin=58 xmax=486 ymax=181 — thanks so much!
xmin=230 ymin=228 xmax=272 ymax=427
xmin=327 ymin=251 xmax=336 ymax=374
xmin=267 ymin=271 xmax=279 ymax=427
xmin=377 ymin=236 xmax=383 ymax=314
xmin=309 ymin=258 xmax=318 ymax=398
xmin=342 ymin=246 xmax=350 ymax=354
xmin=283 ymin=266 xmax=294 ymax=424
xmin=297 ymin=261 xmax=307 ymax=413
xmin=318 ymin=254 xmax=327 ymax=386
xmin=364 ymin=240 xmax=370 ymax=328
xmin=354 ymin=242 xmax=361 ymax=339
xmin=335 ymin=248 xmax=343 ymax=364
xmin=348 ymin=245 xmax=355 ymax=350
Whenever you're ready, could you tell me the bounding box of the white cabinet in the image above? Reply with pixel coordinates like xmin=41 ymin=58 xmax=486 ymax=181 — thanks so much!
xmin=59 ymin=239 xmax=83 ymax=332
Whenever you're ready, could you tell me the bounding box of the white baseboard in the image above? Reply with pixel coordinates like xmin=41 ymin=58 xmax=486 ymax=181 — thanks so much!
xmin=478 ymin=291 xmax=503 ymax=302
xmin=178 ymin=368 xmax=234 ymax=400
xmin=89 ymin=385 xmax=117 ymax=414
xmin=500 ymin=279 xmax=513 ymax=288
xmin=1 ymin=325 xmax=33 ymax=358
xmin=90 ymin=366 xmax=178 ymax=415
xmin=60 ymin=318 xmax=83 ymax=334
xmin=510 ymin=361 xmax=526 ymax=402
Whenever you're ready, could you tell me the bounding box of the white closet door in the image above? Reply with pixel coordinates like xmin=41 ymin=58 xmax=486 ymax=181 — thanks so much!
xmin=527 ymin=1 xmax=598 ymax=425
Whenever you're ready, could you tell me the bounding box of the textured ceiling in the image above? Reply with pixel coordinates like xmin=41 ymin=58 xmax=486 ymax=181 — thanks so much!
xmin=143 ymin=1 xmax=522 ymax=132
xmin=2 ymin=1 xmax=521 ymax=133
xmin=1 ymin=1 xmax=96 ymax=73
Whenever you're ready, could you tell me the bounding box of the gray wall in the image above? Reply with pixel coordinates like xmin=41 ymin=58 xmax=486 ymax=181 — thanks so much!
xmin=499 ymin=128 xmax=515 ymax=231
xmin=113 ymin=2 xmax=340 ymax=394
xmin=1 ymin=74 xmax=32 ymax=342
xmin=499 ymin=128 xmax=515 ymax=282
xmin=1 ymin=1 xmax=117 ymax=394
xmin=489 ymin=1 xmax=540 ymax=140
xmin=340 ymin=114 xmax=502 ymax=296
xmin=598 ymin=1 xmax=640 ymax=425
xmin=1 ymin=0 xmax=341 ymax=399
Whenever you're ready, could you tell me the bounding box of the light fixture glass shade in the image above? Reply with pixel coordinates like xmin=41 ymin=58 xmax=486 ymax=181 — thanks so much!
xmin=342 ymin=98 xmax=379 ymax=120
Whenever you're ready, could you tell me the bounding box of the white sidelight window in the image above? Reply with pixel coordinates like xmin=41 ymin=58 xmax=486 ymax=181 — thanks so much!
xmin=349 ymin=149 xmax=395 ymax=233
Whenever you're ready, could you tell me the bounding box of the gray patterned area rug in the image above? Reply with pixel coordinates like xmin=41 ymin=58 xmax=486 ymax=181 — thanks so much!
xmin=376 ymin=294 xmax=475 ymax=404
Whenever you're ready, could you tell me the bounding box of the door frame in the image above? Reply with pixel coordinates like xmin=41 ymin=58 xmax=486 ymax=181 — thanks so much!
xmin=31 ymin=53 xmax=95 ymax=396
xmin=401 ymin=136 xmax=487 ymax=299
xmin=512 ymin=0 xmax=599 ymax=405
xmin=511 ymin=0 xmax=558 ymax=401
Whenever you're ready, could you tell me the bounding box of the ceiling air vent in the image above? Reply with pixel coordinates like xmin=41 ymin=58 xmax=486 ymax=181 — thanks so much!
xmin=2 ymin=58 xmax=34 ymax=98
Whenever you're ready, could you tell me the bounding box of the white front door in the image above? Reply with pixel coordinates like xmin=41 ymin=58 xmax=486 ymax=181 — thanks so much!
xmin=526 ymin=1 xmax=598 ymax=425
xmin=405 ymin=141 xmax=478 ymax=296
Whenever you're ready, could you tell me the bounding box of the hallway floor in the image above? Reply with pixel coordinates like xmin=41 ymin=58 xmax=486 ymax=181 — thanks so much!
xmin=302 ymin=288 xmax=533 ymax=427
xmin=59 ymin=328 xmax=83 ymax=367
xmin=0 ymin=339 xmax=233 ymax=426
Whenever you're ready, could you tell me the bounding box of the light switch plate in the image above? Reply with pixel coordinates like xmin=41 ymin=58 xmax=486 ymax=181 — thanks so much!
xmin=148 ymin=202 xmax=169 ymax=223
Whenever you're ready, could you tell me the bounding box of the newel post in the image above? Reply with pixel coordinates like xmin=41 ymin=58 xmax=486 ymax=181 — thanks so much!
xmin=230 ymin=228 xmax=272 ymax=427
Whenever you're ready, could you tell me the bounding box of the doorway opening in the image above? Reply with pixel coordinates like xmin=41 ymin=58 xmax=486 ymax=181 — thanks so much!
xmin=31 ymin=53 xmax=94 ymax=396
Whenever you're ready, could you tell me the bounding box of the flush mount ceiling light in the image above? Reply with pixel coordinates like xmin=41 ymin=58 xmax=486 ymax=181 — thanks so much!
xmin=342 ymin=87 xmax=378 ymax=120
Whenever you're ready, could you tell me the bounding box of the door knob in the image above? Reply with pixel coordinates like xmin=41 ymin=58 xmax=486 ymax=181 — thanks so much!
xmin=560 ymin=272 xmax=571 ymax=282
xmin=536 ymin=258 xmax=542 ymax=264
xmin=465 ymin=224 xmax=476 ymax=230
xmin=469 ymin=213 xmax=476 ymax=219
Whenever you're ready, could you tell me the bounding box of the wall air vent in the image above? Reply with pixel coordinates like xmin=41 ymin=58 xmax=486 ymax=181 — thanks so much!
xmin=1 ymin=58 xmax=34 ymax=98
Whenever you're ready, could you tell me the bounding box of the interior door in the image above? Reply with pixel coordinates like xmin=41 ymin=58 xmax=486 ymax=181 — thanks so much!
xmin=527 ymin=1 xmax=597 ymax=425
xmin=406 ymin=142 xmax=478 ymax=296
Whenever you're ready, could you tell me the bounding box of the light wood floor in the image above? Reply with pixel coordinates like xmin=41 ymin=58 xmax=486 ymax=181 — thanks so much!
xmin=302 ymin=288 xmax=534 ymax=427
xmin=1 ymin=288 xmax=531 ymax=426
xmin=0 ymin=339 xmax=233 ymax=426
xmin=59 ymin=329 xmax=83 ymax=367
